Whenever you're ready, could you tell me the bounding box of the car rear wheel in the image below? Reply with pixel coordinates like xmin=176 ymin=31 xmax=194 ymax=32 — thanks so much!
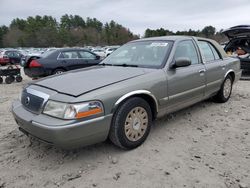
xmin=214 ymin=75 xmax=233 ymax=103
xmin=53 ymin=69 xmax=65 ymax=75
xmin=0 ymin=77 xmax=3 ymax=84
xmin=109 ymin=97 xmax=152 ymax=149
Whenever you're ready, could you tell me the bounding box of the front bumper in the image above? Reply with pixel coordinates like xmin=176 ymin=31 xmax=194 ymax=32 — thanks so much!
xmin=12 ymin=100 xmax=112 ymax=149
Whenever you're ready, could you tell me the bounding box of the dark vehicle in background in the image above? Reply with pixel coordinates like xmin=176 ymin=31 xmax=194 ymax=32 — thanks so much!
xmin=223 ymin=25 xmax=250 ymax=70
xmin=0 ymin=50 xmax=24 ymax=66
xmin=23 ymin=48 xmax=102 ymax=78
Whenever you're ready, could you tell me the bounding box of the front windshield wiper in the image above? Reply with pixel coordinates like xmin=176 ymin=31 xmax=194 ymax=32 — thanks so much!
xmin=98 ymin=63 xmax=114 ymax=66
xmin=112 ymin=63 xmax=138 ymax=67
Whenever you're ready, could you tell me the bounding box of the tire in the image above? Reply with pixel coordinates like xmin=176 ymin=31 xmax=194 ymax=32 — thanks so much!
xmin=53 ymin=68 xmax=65 ymax=75
xmin=0 ymin=77 xmax=3 ymax=84
xmin=7 ymin=65 xmax=13 ymax=69
xmin=10 ymin=76 xmax=15 ymax=82
xmin=109 ymin=97 xmax=152 ymax=149
xmin=16 ymin=75 xmax=23 ymax=82
xmin=214 ymin=75 xmax=233 ymax=103
xmin=5 ymin=76 xmax=14 ymax=84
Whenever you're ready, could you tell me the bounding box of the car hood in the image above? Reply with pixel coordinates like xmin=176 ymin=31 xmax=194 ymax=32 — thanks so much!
xmin=223 ymin=25 xmax=250 ymax=39
xmin=33 ymin=66 xmax=153 ymax=97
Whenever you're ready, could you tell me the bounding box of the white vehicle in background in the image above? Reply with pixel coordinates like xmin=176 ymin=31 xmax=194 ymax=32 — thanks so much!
xmin=105 ymin=47 xmax=119 ymax=57
xmin=92 ymin=49 xmax=106 ymax=59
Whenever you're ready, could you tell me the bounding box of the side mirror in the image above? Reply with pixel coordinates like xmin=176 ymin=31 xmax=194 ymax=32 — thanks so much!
xmin=96 ymin=55 xmax=101 ymax=60
xmin=171 ymin=57 xmax=191 ymax=68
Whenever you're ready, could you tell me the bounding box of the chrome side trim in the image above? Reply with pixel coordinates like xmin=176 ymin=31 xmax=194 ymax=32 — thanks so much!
xmin=114 ymin=90 xmax=159 ymax=112
xmin=165 ymin=85 xmax=205 ymax=101
xmin=207 ymin=79 xmax=222 ymax=87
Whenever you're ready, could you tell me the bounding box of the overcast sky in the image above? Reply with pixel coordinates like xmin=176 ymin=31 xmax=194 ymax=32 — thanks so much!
xmin=1 ymin=0 xmax=250 ymax=36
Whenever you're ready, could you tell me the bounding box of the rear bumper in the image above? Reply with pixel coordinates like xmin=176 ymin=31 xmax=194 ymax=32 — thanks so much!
xmin=12 ymin=100 xmax=112 ymax=149
xmin=24 ymin=67 xmax=49 ymax=78
xmin=0 ymin=58 xmax=9 ymax=65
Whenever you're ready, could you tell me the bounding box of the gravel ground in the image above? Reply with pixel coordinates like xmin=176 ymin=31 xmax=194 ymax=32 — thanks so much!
xmin=0 ymin=71 xmax=250 ymax=188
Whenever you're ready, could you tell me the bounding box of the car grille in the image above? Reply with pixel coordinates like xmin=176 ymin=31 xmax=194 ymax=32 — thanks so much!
xmin=21 ymin=89 xmax=46 ymax=114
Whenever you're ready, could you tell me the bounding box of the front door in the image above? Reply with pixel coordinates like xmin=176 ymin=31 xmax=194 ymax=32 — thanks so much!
xmin=164 ymin=40 xmax=206 ymax=113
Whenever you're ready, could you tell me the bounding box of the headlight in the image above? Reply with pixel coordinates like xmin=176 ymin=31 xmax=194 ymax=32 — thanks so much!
xmin=43 ymin=100 xmax=104 ymax=120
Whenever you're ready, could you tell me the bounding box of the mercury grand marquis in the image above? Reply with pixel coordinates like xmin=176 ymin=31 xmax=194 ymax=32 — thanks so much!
xmin=12 ymin=36 xmax=241 ymax=149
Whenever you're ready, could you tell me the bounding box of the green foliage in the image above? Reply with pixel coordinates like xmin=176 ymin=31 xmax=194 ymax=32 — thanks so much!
xmin=0 ymin=15 xmax=227 ymax=47
xmin=144 ymin=26 xmax=227 ymax=43
xmin=0 ymin=26 xmax=8 ymax=47
xmin=1 ymin=15 xmax=139 ymax=47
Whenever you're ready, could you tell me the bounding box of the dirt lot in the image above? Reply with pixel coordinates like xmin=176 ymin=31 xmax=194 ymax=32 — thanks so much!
xmin=0 ymin=71 xmax=250 ymax=188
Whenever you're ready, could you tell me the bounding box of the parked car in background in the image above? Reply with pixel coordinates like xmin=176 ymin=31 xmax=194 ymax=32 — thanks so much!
xmin=12 ymin=36 xmax=241 ymax=150
xmin=105 ymin=47 xmax=119 ymax=56
xmin=23 ymin=48 xmax=102 ymax=78
xmin=0 ymin=50 xmax=24 ymax=65
xmin=0 ymin=51 xmax=9 ymax=66
xmin=92 ymin=49 xmax=106 ymax=59
xmin=223 ymin=25 xmax=250 ymax=70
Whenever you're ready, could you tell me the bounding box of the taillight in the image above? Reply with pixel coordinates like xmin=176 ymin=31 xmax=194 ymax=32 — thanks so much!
xmin=29 ymin=60 xmax=42 ymax=68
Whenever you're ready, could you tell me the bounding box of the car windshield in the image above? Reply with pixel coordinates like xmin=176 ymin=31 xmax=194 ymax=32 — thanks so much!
xmin=101 ymin=41 xmax=172 ymax=68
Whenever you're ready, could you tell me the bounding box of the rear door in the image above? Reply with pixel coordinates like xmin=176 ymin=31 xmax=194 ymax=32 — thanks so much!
xmin=57 ymin=51 xmax=82 ymax=70
xmin=197 ymin=40 xmax=226 ymax=97
xmin=165 ymin=40 xmax=206 ymax=112
xmin=78 ymin=50 xmax=100 ymax=68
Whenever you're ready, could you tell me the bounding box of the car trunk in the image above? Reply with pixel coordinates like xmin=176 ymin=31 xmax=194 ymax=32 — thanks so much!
xmin=223 ymin=26 xmax=250 ymax=70
xmin=223 ymin=25 xmax=250 ymax=39
xmin=21 ymin=55 xmax=41 ymax=68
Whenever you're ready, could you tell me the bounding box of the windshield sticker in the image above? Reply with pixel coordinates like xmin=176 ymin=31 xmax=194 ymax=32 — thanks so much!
xmin=150 ymin=42 xmax=168 ymax=47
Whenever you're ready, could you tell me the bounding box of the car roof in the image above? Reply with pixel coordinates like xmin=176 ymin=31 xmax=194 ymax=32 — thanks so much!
xmin=132 ymin=35 xmax=196 ymax=42
xmin=58 ymin=48 xmax=90 ymax=52
xmin=131 ymin=35 xmax=217 ymax=43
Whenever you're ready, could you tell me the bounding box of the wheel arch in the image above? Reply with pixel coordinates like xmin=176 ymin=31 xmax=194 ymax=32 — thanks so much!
xmin=113 ymin=90 xmax=158 ymax=120
xmin=52 ymin=67 xmax=67 ymax=74
xmin=225 ymin=69 xmax=235 ymax=82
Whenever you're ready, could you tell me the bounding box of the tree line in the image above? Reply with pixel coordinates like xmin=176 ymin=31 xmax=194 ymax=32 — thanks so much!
xmin=144 ymin=26 xmax=227 ymax=43
xmin=0 ymin=15 xmax=139 ymax=48
xmin=0 ymin=15 xmax=228 ymax=48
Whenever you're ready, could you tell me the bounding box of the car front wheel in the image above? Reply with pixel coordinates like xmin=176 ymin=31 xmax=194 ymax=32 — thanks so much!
xmin=109 ymin=97 xmax=152 ymax=149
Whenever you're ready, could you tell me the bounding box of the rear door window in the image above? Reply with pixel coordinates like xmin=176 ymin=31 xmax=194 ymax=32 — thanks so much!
xmin=209 ymin=43 xmax=221 ymax=60
xmin=59 ymin=51 xmax=79 ymax=59
xmin=198 ymin=41 xmax=221 ymax=62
